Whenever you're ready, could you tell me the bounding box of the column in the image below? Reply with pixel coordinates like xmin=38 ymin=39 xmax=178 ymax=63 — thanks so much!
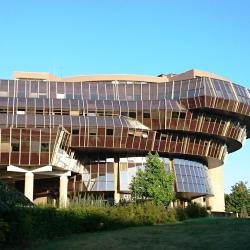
xmin=59 ymin=174 xmax=68 ymax=208
xmin=24 ymin=172 xmax=34 ymax=202
xmin=114 ymin=158 xmax=120 ymax=204
xmin=206 ymin=165 xmax=225 ymax=212
xmin=168 ymin=159 xmax=174 ymax=172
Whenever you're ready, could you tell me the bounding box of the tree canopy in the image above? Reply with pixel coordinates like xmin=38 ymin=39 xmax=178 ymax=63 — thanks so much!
xmin=130 ymin=153 xmax=175 ymax=206
xmin=225 ymin=181 xmax=250 ymax=215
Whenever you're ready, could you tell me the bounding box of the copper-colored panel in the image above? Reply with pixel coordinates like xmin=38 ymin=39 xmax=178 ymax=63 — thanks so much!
xmin=40 ymin=153 xmax=49 ymax=164
xmin=71 ymin=136 xmax=80 ymax=147
xmin=126 ymin=136 xmax=133 ymax=149
xmin=11 ymin=152 xmax=19 ymax=164
xmin=30 ymin=153 xmax=39 ymax=164
xmin=20 ymin=153 xmax=29 ymax=165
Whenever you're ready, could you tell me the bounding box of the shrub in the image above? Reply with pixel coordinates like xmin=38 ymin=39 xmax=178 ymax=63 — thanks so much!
xmin=0 ymin=181 xmax=34 ymax=213
xmin=4 ymin=207 xmax=33 ymax=245
xmin=165 ymin=207 xmax=178 ymax=223
xmin=0 ymin=218 xmax=8 ymax=243
xmin=1 ymin=201 xmax=209 ymax=248
xmin=185 ymin=202 xmax=208 ymax=218
xmin=68 ymin=193 xmax=109 ymax=208
xmin=175 ymin=207 xmax=187 ymax=221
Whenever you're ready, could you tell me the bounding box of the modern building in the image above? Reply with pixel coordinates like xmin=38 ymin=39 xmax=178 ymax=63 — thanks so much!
xmin=0 ymin=69 xmax=249 ymax=211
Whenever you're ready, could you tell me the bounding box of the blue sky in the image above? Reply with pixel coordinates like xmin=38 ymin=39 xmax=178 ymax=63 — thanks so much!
xmin=0 ymin=0 xmax=249 ymax=193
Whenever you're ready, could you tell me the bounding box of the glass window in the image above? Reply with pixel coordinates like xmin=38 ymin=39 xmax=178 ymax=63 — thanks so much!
xmin=149 ymin=84 xmax=157 ymax=99
xmin=106 ymin=129 xmax=113 ymax=135
xmin=82 ymin=83 xmax=90 ymax=99
xmin=143 ymin=112 xmax=150 ymax=118
xmin=179 ymin=113 xmax=186 ymax=119
xmin=72 ymin=128 xmax=79 ymax=135
xmin=106 ymin=84 xmax=114 ymax=100
xmin=65 ymin=83 xmax=73 ymax=97
xmin=129 ymin=112 xmax=136 ymax=119
xmin=126 ymin=85 xmax=133 ymax=100
xmin=11 ymin=143 xmax=20 ymax=152
xmin=0 ymin=80 xmax=8 ymax=92
xmin=31 ymin=141 xmax=40 ymax=152
xmin=121 ymin=111 xmax=128 ymax=116
xmin=134 ymin=85 xmax=141 ymax=100
xmin=172 ymin=112 xmax=179 ymax=119
xmin=41 ymin=143 xmax=49 ymax=152
xmin=74 ymin=83 xmax=81 ymax=99
xmin=117 ymin=84 xmax=126 ymax=100
xmin=89 ymin=127 xmax=97 ymax=135
xmin=70 ymin=110 xmax=80 ymax=116
xmin=57 ymin=82 xmax=64 ymax=94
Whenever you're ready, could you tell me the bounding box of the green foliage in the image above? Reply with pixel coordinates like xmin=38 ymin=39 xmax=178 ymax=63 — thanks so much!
xmin=0 ymin=180 xmax=33 ymax=245
xmin=1 ymin=201 xmax=210 ymax=248
xmin=68 ymin=193 xmax=109 ymax=208
xmin=240 ymin=206 xmax=248 ymax=218
xmin=225 ymin=181 xmax=250 ymax=215
xmin=185 ymin=202 xmax=208 ymax=218
xmin=175 ymin=207 xmax=188 ymax=221
xmin=0 ymin=181 xmax=34 ymax=213
xmin=0 ymin=218 xmax=8 ymax=244
xmin=2 ymin=203 xmax=178 ymax=247
xmin=130 ymin=152 xmax=175 ymax=206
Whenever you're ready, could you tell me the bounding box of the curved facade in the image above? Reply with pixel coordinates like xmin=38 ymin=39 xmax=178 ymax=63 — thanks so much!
xmin=0 ymin=69 xmax=249 ymax=211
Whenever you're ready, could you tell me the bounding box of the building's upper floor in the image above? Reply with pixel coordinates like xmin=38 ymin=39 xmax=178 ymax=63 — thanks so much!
xmin=0 ymin=69 xmax=248 ymax=106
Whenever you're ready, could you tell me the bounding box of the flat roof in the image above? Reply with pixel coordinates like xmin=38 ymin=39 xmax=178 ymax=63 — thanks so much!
xmin=12 ymin=69 xmax=231 ymax=83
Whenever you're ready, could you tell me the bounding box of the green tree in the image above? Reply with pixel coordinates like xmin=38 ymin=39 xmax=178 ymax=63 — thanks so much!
xmin=130 ymin=153 xmax=175 ymax=206
xmin=225 ymin=181 xmax=250 ymax=216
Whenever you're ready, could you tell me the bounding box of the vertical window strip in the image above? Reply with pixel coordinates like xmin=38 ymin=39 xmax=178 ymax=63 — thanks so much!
xmin=132 ymin=83 xmax=134 ymax=101
xmin=18 ymin=129 xmax=23 ymax=165
xmin=179 ymin=80 xmax=183 ymax=99
xmin=8 ymin=128 xmax=12 ymax=165
xmin=7 ymin=80 xmax=10 ymax=97
xmin=140 ymin=83 xmax=143 ymax=100
xmin=156 ymin=83 xmax=159 ymax=100
xmin=88 ymin=83 xmax=91 ymax=100
xmin=29 ymin=129 xmax=31 ymax=165
xmin=38 ymin=130 xmax=41 ymax=165
xmin=13 ymin=80 xmax=16 ymax=98
xmin=171 ymin=81 xmax=174 ymax=99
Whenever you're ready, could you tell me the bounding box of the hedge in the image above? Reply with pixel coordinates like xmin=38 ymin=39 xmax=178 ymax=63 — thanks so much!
xmin=0 ymin=202 xmax=208 ymax=248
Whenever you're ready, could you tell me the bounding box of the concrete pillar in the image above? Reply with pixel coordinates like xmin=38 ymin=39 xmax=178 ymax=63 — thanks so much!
xmin=206 ymin=165 xmax=225 ymax=212
xmin=114 ymin=158 xmax=120 ymax=204
xmin=24 ymin=172 xmax=34 ymax=202
xmin=169 ymin=159 xmax=174 ymax=172
xmin=59 ymin=175 xmax=68 ymax=208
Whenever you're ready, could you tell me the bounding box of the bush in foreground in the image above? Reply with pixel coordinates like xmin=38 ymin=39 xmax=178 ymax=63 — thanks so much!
xmin=2 ymin=202 xmax=177 ymax=246
xmin=1 ymin=202 xmax=208 ymax=248
xmin=0 ymin=181 xmax=34 ymax=213
xmin=185 ymin=202 xmax=208 ymax=218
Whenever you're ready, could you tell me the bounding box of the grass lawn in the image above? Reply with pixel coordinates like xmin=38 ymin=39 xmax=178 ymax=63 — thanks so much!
xmin=29 ymin=218 xmax=250 ymax=250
